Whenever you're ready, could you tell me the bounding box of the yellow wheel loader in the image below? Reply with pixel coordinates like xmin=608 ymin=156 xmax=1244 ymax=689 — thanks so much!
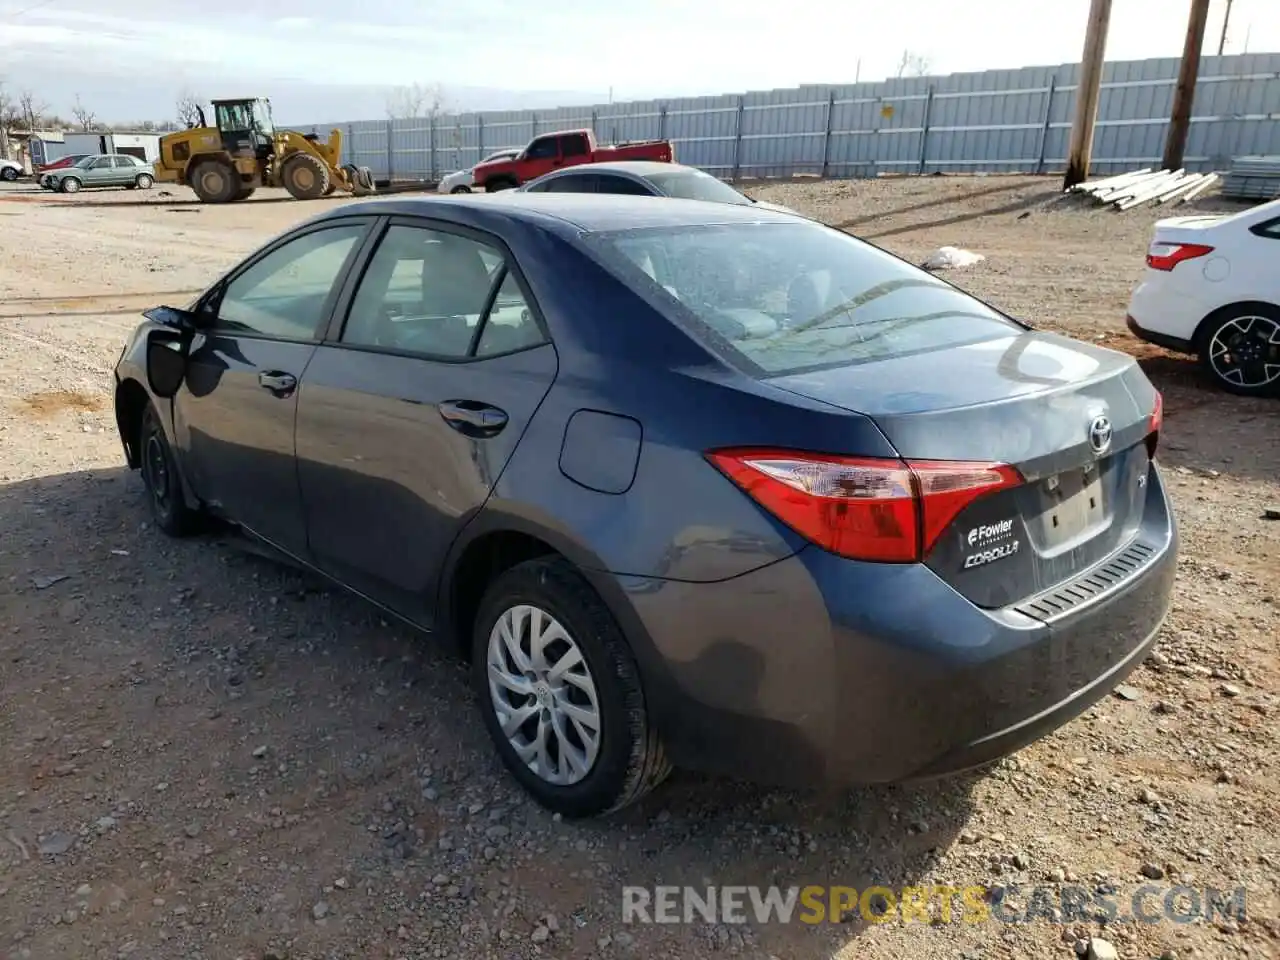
xmin=154 ymin=97 xmax=376 ymax=203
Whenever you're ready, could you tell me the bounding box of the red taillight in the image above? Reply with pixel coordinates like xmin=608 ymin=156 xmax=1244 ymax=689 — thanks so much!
xmin=706 ymin=448 xmax=1022 ymax=563
xmin=1146 ymin=390 xmax=1163 ymax=458
xmin=1146 ymin=242 xmax=1214 ymax=271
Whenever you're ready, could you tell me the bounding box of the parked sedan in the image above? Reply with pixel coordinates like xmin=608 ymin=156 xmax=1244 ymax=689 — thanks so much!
xmin=40 ymin=154 xmax=91 ymax=189
xmin=521 ymin=160 xmax=799 ymax=214
xmin=46 ymin=154 xmax=155 ymax=194
xmin=1127 ymin=196 xmax=1280 ymax=396
xmin=114 ymin=194 xmax=1175 ymax=818
xmin=437 ymin=150 xmax=519 ymax=194
xmin=38 ymin=153 xmax=90 ymax=175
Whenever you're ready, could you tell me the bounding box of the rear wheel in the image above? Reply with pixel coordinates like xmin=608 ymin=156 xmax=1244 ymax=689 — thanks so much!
xmin=190 ymin=161 xmax=239 ymax=203
xmin=451 ymin=185 xmax=471 ymax=194
xmin=138 ymin=402 xmax=202 ymax=537
xmin=60 ymin=177 xmax=82 ymax=194
xmin=235 ymin=185 xmax=256 ymax=201
xmin=281 ymin=153 xmax=330 ymax=200
xmin=1197 ymin=304 xmax=1280 ymax=397
xmin=1 ymin=166 xmax=18 ymax=181
xmin=472 ymin=557 xmax=670 ymax=818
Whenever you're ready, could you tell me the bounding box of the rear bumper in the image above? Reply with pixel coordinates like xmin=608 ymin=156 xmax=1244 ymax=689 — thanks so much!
xmin=1127 ymin=314 xmax=1194 ymax=354
xmin=622 ymin=462 xmax=1177 ymax=787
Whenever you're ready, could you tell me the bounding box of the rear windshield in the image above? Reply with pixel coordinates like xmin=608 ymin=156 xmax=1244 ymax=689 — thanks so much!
xmin=647 ymin=171 xmax=750 ymax=205
xmin=584 ymin=221 xmax=1018 ymax=376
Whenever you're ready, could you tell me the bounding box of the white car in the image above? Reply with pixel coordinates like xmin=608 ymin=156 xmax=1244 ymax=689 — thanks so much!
xmin=1127 ymin=197 xmax=1280 ymax=396
xmin=1 ymin=158 xmax=23 ymax=182
xmin=437 ymin=150 xmax=519 ymax=194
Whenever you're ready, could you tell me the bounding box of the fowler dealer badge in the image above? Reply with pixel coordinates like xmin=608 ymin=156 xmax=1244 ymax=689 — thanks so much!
xmin=963 ymin=518 xmax=1020 ymax=569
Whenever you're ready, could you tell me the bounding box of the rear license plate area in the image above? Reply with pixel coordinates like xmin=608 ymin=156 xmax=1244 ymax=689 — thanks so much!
xmin=1031 ymin=461 xmax=1108 ymax=552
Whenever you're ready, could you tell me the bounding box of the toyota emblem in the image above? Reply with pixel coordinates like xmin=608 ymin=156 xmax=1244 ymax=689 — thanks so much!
xmin=1087 ymin=415 xmax=1113 ymax=456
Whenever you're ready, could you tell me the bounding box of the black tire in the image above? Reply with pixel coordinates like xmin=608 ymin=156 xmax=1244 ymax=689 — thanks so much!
xmin=450 ymin=185 xmax=471 ymax=194
xmin=1 ymin=166 xmax=18 ymax=181
xmin=190 ymin=161 xmax=239 ymax=203
xmin=60 ymin=177 xmax=82 ymax=194
xmin=135 ymin=173 xmax=154 ymax=189
xmin=471 ymin=557 xmax=670 ymax=818
xmin=138 ymin=402 xmax=201 ymax=537
xmin=1196 ymin=303 xmax=1280 ymax=397
xmin=235 ymin=185 xmax=256 ymax=201
xmin=281 ymin=153 xmax=330 ymax=200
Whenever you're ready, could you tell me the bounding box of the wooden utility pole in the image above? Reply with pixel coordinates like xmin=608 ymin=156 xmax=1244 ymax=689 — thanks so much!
xmin=1063 ymin=0 xmax=1114 ymax=188
xmin=1163 ymin=0 xmax=1212 ymax=171
xmin=1217 ymin=0 xmax=1233 ymax=55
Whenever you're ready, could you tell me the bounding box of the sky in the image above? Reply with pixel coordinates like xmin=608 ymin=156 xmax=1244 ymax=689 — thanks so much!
xmin=2 ymin=0 xmax=1278 ymax=125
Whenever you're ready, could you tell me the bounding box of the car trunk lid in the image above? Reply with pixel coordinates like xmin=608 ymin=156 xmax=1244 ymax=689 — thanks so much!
xmin=768 ymin=330 xmax=1161 ymax=607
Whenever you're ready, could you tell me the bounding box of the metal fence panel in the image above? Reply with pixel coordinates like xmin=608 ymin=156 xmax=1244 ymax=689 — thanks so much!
xmin=301 ymin=54 xmax=1280 ymax=183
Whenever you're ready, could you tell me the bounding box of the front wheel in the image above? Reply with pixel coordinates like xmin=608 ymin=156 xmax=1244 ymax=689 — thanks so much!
xmin=0 ymin=167 xmax=17 ymax=181
xmin=135 ymin=173 xmax=154 ymax=189
xmin=450 ymin=185 xmax=471 ymax=194
xmin=60 ymin=177 xmax=81 ymax=194
xmin=1198 ymin=304 xmax=1280 ymax=397
xmin=472 ymin=557 xmax=670 ymax=818
xmin=138 ymin=402 xmax=202 ymax=537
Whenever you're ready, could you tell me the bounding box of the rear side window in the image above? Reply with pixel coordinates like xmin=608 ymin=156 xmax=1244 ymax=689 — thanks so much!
xmin=541 ymin=174 xmax=597 ymax=193
xmin=561 ymin=134 xmax=590 ymax=157
xmin=341 ymin=224 xmax=545 ymax=359
xmin=594 ymin=174 xmax=656 ymax=197
xmin=584 ymin=222 xmax=1019 ymax=376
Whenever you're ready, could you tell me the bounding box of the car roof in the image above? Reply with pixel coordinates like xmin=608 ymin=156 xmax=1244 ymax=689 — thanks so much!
xmin=321 ymin=193 xmax=800 ymax=234
xmin=542 ymin=161 xmax=702 ymax=178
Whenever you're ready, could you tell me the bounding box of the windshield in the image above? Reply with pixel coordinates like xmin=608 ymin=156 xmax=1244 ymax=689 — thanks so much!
xmin=585 ymin=221 xmax=1019 ymax=376
xmin=648 ymin=170 xmax=751 ymax=205
xmin=255 ymin=98 xmax=275 ymax=135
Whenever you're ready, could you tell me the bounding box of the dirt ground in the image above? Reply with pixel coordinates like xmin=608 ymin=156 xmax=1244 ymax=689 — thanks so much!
xmin=1 ymin=176 xmax=1277 ymax=960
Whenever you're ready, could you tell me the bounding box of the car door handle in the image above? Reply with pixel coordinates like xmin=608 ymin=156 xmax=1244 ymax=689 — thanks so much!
xmin=438 ymin=400 xmax=508 ymax=436
xmin=258 ymin=371 xmax=297 ymax=395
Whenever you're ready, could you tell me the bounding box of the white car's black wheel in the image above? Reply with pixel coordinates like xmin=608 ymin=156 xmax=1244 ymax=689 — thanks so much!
xmin=472 ymin=557 xmax=670 ymax=818
xmin=451 ymin=185 xmax=471 ymax=194
xmin=1198 ymin=304 xmax=1280 ymax=397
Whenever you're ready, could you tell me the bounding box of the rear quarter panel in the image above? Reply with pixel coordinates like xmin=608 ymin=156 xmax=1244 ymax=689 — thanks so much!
xmin=478 ymin=229 xmax=898 ymax=582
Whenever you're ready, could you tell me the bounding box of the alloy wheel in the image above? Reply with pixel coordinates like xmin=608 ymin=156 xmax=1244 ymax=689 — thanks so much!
xmin=1208 ymin=314 xmax=1280 ymax=390
xmin=485 ymin=603 xmax=602 ymax=786
xmin=143 ymin=429 xmax=170 ymax=514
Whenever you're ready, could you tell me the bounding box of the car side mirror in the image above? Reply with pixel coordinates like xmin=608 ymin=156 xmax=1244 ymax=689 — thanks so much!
xmin=142 ymin=305 xmax=200 ymax=399
xmin=143 ymin=304 xmax=202 ymax=331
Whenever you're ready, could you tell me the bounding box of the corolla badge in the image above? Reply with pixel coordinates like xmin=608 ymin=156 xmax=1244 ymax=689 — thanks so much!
xmin=1087 ymin=415 xmax=1113 ymax=456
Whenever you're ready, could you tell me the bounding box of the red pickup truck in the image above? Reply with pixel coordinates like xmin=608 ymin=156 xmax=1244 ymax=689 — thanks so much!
xmin=472 ymin=129 xmax=673 ymax=192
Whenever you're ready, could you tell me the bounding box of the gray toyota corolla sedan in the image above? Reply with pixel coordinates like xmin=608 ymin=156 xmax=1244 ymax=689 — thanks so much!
xmin=113 ymin=194 xmax=1176 ymax=818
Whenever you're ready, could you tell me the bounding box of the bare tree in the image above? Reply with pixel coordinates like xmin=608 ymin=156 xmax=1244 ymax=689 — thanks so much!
xmin=18 ymin=89 xmax=49 ymax=132
xmin=0 ymin=82 xmax=14 ymax=158
xmin=175 ymin=90 xmax=204 ymax=128
xmin=70 ymin=94 xmax=97 ymax=132
xmin=386 ymin=82 xmax=447 ymax=120
xmin=895 ymin=50 xmax=934 ymax=78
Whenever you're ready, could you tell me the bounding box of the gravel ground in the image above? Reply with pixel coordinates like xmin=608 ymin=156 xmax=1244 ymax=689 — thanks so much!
xmin=1 ymin=176 xmax=1277 ymax=960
